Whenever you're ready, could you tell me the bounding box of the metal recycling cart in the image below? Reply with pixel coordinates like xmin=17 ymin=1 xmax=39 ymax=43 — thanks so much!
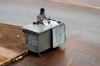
xmin=22 ymin=19 xmax=66 ymax=56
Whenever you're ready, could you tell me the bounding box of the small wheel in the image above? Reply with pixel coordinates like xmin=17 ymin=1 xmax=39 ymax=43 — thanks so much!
xmin=57 ymin=46 xmax=60 ymax=48
xmin=38 ymin=54 xmax=41 ymax=57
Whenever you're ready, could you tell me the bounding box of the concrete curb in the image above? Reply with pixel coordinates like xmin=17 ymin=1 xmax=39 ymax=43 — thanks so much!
xmin=0 ymin=50 xmax=28 ymax=66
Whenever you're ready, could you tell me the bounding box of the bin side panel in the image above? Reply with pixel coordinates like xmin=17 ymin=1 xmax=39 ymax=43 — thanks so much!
xmin=24 ymin=32 xmax=38 ymax=53
xmin=52 ymin=23 xmax=66 ymax=48
xmin=38 ymin=30 xmax=51 ymax=53
xmin=52 ymin=26 xmax=60 ymax=48
xmin=59 ymin=24 xmax=66 ymax=45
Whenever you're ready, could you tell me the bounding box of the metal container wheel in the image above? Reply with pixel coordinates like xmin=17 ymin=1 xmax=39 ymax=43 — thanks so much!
xmin=37 ymin=54 xmax=41 ymax=57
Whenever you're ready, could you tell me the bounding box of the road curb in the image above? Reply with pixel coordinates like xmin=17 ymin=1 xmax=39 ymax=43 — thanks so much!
xmin=0 ymin=50 xmax=28 ymax=66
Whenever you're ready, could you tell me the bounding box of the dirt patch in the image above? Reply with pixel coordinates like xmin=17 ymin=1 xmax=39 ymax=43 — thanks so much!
xmin=0 ymin=55 xmax=7 ymax=62
xmin=0 ymin=33 xmax=3 ymax=37
xmin=0 ymin=23 xmax=27 ymax=53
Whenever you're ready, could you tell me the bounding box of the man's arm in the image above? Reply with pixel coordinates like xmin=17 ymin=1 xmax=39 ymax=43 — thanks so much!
xmin=44 ymin=13 xmax=49 ymax=22
xmin=38 ymin=17 xmax=48 ymax=24
xmin=38 ymin=21 xmax=44 ymax=24
xmin=45 ymin=17 xmax=49 ymax=22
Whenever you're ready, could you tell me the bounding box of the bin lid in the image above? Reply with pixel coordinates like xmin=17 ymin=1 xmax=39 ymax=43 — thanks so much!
xmin=22 ymin=24 xmax=54 ymax=34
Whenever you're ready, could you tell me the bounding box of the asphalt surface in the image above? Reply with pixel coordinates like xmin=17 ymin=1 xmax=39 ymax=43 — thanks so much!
xmin=64 ymin=0 xmax=100 ymax=7
xmin=0 ymin=0 xmax=100 ymax=66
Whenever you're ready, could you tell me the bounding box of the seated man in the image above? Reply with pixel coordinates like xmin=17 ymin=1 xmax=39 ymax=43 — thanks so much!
xmin=37 ymin=8 xmax=49 ymax=24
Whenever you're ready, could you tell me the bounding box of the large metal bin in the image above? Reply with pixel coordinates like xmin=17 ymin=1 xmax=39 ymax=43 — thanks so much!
xmin=22 ymin=24 xmax=52 ymax=54
xmin=22 ymin=19 xmax=66 ymax=54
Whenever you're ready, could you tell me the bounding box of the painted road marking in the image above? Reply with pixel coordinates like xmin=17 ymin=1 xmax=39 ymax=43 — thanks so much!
xmin=51 ymin=0 xmax=100 ymax=9
xmin=67 ymin=57 xmax=73 ymax=66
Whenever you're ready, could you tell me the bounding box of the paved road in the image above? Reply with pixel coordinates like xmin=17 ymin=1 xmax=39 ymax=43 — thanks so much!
xmin=0 ymin=0 xmax=100 ymax=66
xmin=58 ymin=0 xmax=100 ymax=7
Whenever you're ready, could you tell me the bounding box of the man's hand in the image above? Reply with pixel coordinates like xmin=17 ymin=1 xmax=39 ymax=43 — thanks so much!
xmin=38 ymin=21 xmax=44 ymax=25
xmin=41 ymin=22 xmax=44 ymax=25
xmin=45 ymin=17 xmax=49 ymax=22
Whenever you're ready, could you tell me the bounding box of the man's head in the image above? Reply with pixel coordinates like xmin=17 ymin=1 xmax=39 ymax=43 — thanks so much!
xmin=40 ymin=8 xmax=45 ymax=14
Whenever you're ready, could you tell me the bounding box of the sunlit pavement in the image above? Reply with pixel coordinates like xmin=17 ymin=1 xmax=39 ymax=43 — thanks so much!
xmin=0 ymin=0 xmax=100 ymax=66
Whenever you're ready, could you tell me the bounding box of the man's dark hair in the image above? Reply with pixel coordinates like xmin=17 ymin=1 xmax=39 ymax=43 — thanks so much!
xmin=40 ymin=8 xmax=45 ymax=12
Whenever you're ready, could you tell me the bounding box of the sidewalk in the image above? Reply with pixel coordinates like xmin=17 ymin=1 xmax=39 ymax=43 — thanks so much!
xmin=0 ymin=23 xmax=28 ymax=66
